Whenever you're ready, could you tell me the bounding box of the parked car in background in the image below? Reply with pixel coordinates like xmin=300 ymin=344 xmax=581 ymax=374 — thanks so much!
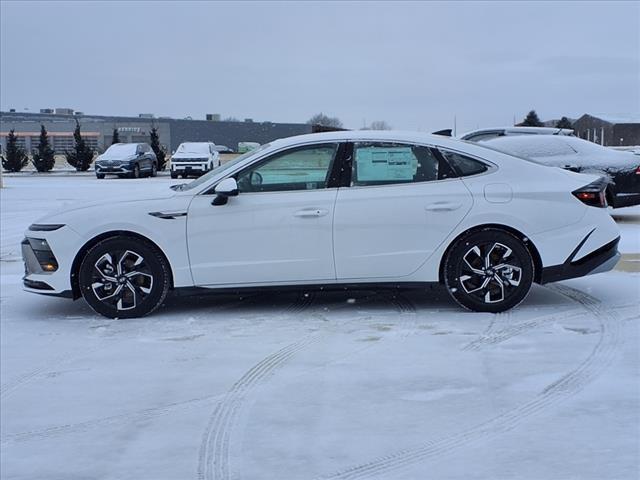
xmin=460 ymin=126 xmax=575 ymax=142
xmin=23 ymin=131 xmax=620 ymax=318
xmin=95 ymin=143 xmax=157 ymax=179
xmin=213 ymin=145 xmax=235 ymax=154
xmin=237 ymin=141 xmax=261 ymax=153
xmin=484 ymin=135 xmax=640 ymax=208
xmin=170 ymin=142 xmax=220 ymax=178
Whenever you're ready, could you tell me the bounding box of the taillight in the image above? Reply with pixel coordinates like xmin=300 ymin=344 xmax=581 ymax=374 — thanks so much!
xmin=572 ymin=178 xmax=608 ymax=208
xmin=635 ymin=166 xmax=640 ymax=175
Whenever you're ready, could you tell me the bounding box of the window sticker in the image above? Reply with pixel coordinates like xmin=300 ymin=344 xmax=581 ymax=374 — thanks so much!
xmin=355 ymin=147 xmax=418 ymax=182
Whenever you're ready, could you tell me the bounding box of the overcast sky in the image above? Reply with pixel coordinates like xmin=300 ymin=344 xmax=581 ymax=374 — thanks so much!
xmin=1 ymin=1 xmax=638 ymax=132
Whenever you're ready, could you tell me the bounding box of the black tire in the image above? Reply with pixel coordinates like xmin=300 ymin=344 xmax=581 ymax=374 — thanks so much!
xmin=443 ymin=229 xmax=534 ymax=313
xmin=78 ymin=237 xmax=170 ymax=319
xmin=170 ymin=171 xmax=178 ymax=179
xmin=150 ymin=163 xmax=157 ymax=177
xmin=96 ymin=173 xmax=105 ymax=179
xmin=131 ymin=164 xmax=140 ymax=179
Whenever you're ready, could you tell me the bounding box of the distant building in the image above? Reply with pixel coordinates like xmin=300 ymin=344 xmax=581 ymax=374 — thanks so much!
xmin=572 ymin=114 xmax=640 ymax=146
xmin=0 ymin=110 xmax=313 ymax=153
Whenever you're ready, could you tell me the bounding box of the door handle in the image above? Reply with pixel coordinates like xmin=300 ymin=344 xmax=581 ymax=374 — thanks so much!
xmin=425 ymin=202 xmax=462 ymax=212
xmin=294 ymin=208 xmax=329 ymax=218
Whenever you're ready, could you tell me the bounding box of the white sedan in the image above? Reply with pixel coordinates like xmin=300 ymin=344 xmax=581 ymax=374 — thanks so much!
xmin=22 ymin=131 xmax=620 ymax=318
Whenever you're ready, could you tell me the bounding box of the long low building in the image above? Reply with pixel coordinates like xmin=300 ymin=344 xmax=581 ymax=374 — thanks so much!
xmin=0 ymin=111 xmax=314 ymax=154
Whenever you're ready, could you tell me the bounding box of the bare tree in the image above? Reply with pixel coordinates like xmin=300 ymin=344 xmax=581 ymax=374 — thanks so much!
xmin=366 ymin=120 xmax=392 ymax=130
xmin=307 ymin=113 xmax=343 ymax=128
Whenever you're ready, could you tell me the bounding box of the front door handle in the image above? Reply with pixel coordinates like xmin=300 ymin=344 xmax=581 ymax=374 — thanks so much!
xmin=294 ymin=208 xmax=329 ymax=218
xmin=425 ymin=202 xmax=462 ymax=212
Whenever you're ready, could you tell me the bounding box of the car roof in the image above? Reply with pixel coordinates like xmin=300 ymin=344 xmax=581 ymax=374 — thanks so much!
xmin=270 ymin=130 xmax=466 ymax=149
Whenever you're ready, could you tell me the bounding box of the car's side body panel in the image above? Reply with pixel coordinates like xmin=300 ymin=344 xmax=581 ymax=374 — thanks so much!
xmin=186 ymin=189 xmax=338 ymax=285
xmin=333 ymin=179 xmax=473 ymax=279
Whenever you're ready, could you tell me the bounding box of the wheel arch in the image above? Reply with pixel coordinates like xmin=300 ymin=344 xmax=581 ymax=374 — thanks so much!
xmin=70 ymin=230 xmax=175 ymax=299
xmin=438 ymin=223 xmax=543 ymax=285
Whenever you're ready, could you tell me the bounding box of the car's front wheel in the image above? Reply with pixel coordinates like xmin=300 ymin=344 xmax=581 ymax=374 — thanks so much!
xmin=78 ymin=237 xmax=170 ymax=318
xmin=96 ymin=173 xmax=105 ymax=179
xmin=443 ymin=229 xmax=534 ymax=313
xmin=150 ymin=162 xmax=157 ymax=177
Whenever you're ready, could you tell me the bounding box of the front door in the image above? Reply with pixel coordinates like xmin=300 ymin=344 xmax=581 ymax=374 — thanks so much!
xmin=187 ymin=143 xmax=341 ymax=286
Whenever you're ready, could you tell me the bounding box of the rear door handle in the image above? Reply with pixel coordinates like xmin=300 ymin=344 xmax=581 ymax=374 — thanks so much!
xmin=425 ymin=202 xmax=462 ymax=212
xmin=294 ymin=208 xmax=329 ymax=218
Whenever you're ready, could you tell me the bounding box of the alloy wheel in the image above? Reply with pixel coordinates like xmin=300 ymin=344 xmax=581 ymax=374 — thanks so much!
xmin=458 ymin=242 xmax=523 ymax=304
xmin=90 ymin=250 xmax=154 ymax=311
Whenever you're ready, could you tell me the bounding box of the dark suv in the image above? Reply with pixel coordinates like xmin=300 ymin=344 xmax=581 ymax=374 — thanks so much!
xmin=95 ymin=143 xmax=157 ymax=179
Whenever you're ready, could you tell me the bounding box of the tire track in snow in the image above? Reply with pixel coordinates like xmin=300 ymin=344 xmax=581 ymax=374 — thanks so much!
xmin=317 ymin=284 xmax=623 ymax=480
xmin=0 ymin=345 xmax=103 ymax=400
xmin=0 ymin=294 xmax=313 ymax=444
xmin=1 ymin=393 xmax=223 ymax=445
xmin=197 ymin=290 xmax=417 ymax=480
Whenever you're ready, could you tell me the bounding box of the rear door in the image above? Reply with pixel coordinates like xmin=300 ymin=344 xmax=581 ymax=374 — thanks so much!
xmin=333 ymin=141 xmax=473 ymax=280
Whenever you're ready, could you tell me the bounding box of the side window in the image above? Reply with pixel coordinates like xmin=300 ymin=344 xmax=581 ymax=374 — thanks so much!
xmin=441 ymin=150 xmax=489 ymax=177
xmin=236 ymin=143 xmax=338 ymax=193
xmin=351 ymin=142 xmax=451 ymax=187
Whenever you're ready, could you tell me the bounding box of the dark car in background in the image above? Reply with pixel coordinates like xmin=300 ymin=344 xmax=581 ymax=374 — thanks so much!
xmin=483 ymin=135 xmax=640 ymax=208
xmin=95 ymin=143 xmax=157 ymax=179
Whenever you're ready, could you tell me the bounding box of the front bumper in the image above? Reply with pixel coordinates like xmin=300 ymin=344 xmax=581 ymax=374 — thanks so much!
xmin=171 ymin=163 xmax=207 ymax=173
xmin=22 ymin=226 xmax=82 ymax=297
xmin=541 ymin=236 xmax=620 ymax=283
xmin=95 ymin=163 xmax=133 ymax=173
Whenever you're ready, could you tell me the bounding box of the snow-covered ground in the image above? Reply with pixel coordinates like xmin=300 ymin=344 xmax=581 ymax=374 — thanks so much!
xmin=1 ymin=176 xmax=639 ymax=480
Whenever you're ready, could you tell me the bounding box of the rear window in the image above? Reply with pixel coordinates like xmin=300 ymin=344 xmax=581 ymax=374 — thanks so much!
xmin=441 ymin=150 xmax=489 ymax=176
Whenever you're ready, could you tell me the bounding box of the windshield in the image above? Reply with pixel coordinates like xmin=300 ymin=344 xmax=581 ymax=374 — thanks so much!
xmin=177 ymin=143 xmax=272 ymax=192
xmin=175 ymin=142 xmax=211 ymax=155
xmin=100 ymin=143 xmax=137 ymax=158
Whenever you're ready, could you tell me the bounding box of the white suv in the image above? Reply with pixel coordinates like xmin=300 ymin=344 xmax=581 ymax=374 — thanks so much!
xmin=170 ymin=142 xmax=220 ymax=178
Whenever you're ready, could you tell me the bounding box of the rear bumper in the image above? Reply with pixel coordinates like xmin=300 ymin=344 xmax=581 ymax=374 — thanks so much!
xmin=612 ymin=192 xmax=640 ymax=209
xmin=541 ymin=236 xmax=620 ymax=283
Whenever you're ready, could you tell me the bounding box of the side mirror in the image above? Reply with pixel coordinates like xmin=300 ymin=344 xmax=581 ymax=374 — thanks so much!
xmin=212 ymin=177 xmax=239 ymax=206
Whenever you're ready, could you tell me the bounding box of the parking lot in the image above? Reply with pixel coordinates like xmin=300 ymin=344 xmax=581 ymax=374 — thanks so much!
xmin=0 ymin=175 xmax=638 ymax=479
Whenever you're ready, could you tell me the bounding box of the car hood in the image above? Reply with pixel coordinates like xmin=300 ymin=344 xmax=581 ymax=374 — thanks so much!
xmin=97 ymin=154 xmax=137 ymax=161
xmin=34 ymin=184 xmax=180 ymax=225
xmin=172 ymin=153 xmax=209 ymax=159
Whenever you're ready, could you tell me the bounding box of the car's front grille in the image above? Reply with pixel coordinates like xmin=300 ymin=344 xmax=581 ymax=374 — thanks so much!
xmin=173 ymin=158 xmax=207 ymax=163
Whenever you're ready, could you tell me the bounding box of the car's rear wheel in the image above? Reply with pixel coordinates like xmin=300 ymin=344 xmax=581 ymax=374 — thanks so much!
xmin=444 ymin=229 xmax=534 ymax=313
xmin=78 ymin=237 xmax=170 ymax=318
xmin=131 ymin=164 xmax=140 ymax=179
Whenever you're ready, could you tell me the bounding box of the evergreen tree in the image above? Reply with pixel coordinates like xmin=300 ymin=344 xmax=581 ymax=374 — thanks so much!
xmin=149 ymin=126 xmax=167 ymax=170
xmin=2 ymin=129 xmax=28 ymax=172
xmin=555 ymin=116 xmax=573 ymax=129
xmin=111 ymin=128 xmax=120 ymax=145
xmin=65 ymin=119 xmax=95 ymax=171
xmin=520 ymin=110 xmax=543 ymax=127
xmin=32 ymin=124 xmax=56 ymax=172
